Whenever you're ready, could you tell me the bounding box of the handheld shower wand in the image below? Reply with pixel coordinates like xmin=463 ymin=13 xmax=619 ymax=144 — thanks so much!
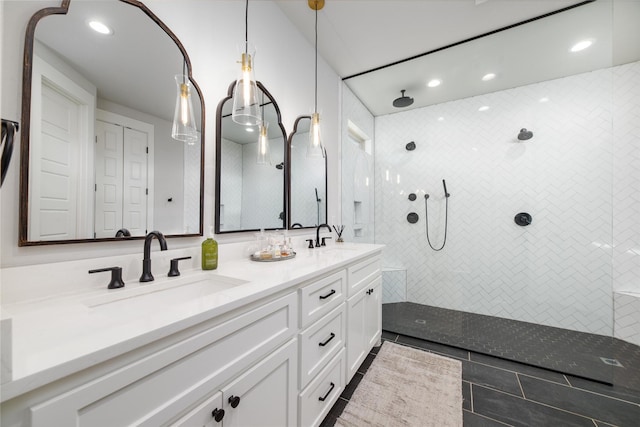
xmin=442 ymin=179 xmax=450 ymax=198
xmin=424 ymin=179 xmax=451 ymax=251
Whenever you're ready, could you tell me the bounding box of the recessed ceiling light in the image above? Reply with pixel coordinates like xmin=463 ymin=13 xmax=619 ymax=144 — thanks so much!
xmin=88 ymin=20 xmax=113 ymax=35
xmin=570 ymin=40 xmax=593 ymax=53
xmin=478 ymin=106 xmax=490 ymax=112
xmin=539 ymin=97 xmax=550 ymax=103
xmin=437 ymin=117 xmax=445 ymax=122
xmin=427 ymin=79 xmax=441 ymax=88
xmin=482 ymin=73 xmax=496 ymax=82
xmin=245 ymin=127 xmax=255 ymax=132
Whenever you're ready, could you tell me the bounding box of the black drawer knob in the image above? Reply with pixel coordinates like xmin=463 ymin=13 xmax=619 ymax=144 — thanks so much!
xmin=212 ymin=408 xmax=225 ymax=422
xmin=228 ymin=395 xmax=241 ymax=408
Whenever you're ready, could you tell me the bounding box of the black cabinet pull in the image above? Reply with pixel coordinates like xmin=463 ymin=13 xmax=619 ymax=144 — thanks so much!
xmin=211 ymin=408 xmax=225 ymax=422
xmin=228 ymin=395 xmax=241 ymax=408
xmin=318 ymin=332 xmax=336 ymax=347
xmin=319 ymin=289 xmax=335 ymax=300
xmin=318 ymin=382 xmax=335 ymax=401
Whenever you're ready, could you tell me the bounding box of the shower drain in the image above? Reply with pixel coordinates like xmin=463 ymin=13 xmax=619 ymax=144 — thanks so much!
xmin=415 ymin=319 xmax=427 ymax=325
xmin=600 ymin=357 xmax=624 ymax=368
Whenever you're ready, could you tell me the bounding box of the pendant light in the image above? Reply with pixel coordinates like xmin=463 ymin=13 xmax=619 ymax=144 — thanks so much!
xmin=257 ymin=93 xmax=271 ymax=165
xmin=171 ymin=63 xmax=198 ymax=144
xmin=307 ymin=0 xmax=324 ymax=158
xmin=232 ymin=0 xmax=261 ymax=126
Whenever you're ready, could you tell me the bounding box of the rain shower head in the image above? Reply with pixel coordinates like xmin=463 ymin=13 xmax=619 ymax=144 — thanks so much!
xmin=518 ymin=128 xmax=533 ymax=141
xmin=393 ymin=90 xmax=414 ymax=108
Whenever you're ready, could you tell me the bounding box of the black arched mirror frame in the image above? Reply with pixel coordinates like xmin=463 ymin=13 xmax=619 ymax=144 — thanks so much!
xmin=19 ymin=0 xmax=205 ymax=246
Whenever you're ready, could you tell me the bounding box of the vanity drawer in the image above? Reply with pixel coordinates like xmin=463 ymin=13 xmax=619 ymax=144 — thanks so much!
xmin=30 ymin=293 xmax=297 ymax=427
xmin=347 ymin=255 xmax=381 ymax=297
xmin=299 ymin=304 xmax=346 ymax=389
xmin=299 ymin=348 xmax=345 ymax=427
xmin=299 ymin=270 xmax=346 ymax=328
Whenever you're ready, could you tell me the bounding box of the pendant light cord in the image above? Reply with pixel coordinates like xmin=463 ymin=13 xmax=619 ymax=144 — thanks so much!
xmin=314 ymin=5 xmax=318 ymax=114
xmin=244 ymin=0 xmax=249 ymax=54
xmin=424 ymin=195 xmax=449 ymax=251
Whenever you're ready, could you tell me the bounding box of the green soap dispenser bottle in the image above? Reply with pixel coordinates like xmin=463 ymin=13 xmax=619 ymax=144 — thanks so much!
xmin=202 ymin=226 xmax=218 ymax=270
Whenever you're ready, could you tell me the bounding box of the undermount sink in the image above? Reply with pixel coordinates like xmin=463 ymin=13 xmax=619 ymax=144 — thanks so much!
xmin=83 ymin=273 xmax=248 ymax=308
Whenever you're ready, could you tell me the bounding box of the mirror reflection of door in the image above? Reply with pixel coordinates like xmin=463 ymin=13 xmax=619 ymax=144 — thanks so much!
xmin=94 ymin=110 xmax=152 ymax=238
xmin=29 ymin=54 xmax=95 ymax=241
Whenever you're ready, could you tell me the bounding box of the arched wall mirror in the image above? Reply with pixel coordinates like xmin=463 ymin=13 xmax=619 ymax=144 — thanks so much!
xmin=215 ymin=81 xmax=287 ymax=234
xmin=287 ymin=116 xmax=327 ymax=229
xmin=19 ymin=0 xmax=205 ymax=246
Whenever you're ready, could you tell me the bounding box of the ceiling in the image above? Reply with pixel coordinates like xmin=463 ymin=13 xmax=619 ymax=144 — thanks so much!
xmin=276 ymin=0 xmax=640 ymax=116
xmin=34 ymin=0 xmax=198 ymax=125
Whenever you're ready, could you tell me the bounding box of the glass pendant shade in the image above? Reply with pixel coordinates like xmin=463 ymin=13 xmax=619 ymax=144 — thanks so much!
xmin=232 ymin=52 xmax=261 ymax=126
xmin=257 ymin=122 xmax=271 ymax=165
xmin=307 ymin=112 xmax=323 ymax=157
xmin=171 ymin=74 xmax=198 ymax=144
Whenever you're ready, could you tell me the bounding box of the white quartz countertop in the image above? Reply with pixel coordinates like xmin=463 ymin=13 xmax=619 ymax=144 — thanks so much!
xmin=0 ymin=242 xmax=383 ymax=401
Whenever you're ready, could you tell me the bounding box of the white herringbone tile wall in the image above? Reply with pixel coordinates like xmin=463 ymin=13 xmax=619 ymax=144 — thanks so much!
xmin=372 ymin=62 xmax=640 ymax=335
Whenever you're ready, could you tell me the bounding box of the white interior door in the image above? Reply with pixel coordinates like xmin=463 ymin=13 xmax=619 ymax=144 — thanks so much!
xmin=32 ymin=83 xmax=80 ymax=240
xmin=122 ymin=127 xmax=148 ymax=236
xmin=94 ymin=120 xmax=124 ymax=238
xmin=29 ymin=54 xmax=95 ymax=241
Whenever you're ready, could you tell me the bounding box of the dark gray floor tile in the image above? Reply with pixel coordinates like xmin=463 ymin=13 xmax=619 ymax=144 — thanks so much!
xmin=463 ymin=360 xmax=523 ymax=397
xmin=472 ymin=384 xmax=595 ymax=427
xmin=462 ymin=380 xmax=472 ymax=411
xmin=341 ymin=372 xmax=363 ymax=400
xmin=356 ymin=352 xmax=376 ymax=374
xmin=470 ymin=351 xmax=569 ymax=385
xmin=519 ymin=374 xmax=640 ymax=426
xmin=381 ymin=330 xmax=398 ymax=341
xmin=463 ymin=409 xmax=511 ymax=426
xmin=397 ymin=334 xmax=470 ymax=360
xmin=319 ymin=397 xmax=348 ymax=427
xmin=566 ymin=374 xmax=640 ymax=405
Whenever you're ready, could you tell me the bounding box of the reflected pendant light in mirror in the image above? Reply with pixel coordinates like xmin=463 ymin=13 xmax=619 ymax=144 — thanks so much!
xmin=171 ymin=66 xmax=198 ymax=144
xmin=257 ymin=92 xmax=271 ymax=165
xmin=232 ymin=0 xmax=261 ymax=126
xmin=307 ymin=0 xmax=325 ymax=158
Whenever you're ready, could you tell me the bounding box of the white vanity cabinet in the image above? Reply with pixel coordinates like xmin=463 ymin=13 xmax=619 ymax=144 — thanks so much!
xmin=171 ymin=339 xmax=297 ymax=427
xmin=297 ymin=270 xmax=347 ymax=427
xmin=296 ymin=253 xmax=382 ymax=427
xmin=346 ymin=256 xmax=382 ymax=382
xmin=29 ymin=293 xmax=297 ymax=427
xmin=0 ymin=245 xmax=384 ymax=427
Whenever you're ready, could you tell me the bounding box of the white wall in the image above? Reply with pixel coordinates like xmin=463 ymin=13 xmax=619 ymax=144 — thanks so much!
xmin=374 ymin=62 xmax=640 ymax=336
xmin=341 ymin=85 xmax=375 ymax=243
xmin=0 ymin=0 xmax=341 ymax=267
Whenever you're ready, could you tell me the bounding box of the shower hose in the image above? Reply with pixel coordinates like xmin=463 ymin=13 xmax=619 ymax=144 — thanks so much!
xmin=424 ymin=189 xmax=449 ymax=251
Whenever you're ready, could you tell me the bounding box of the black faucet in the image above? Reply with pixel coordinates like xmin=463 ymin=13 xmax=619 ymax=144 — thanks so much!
xmin=315 ymin=224 xmax=332 ymax=247
xmin=140 ymin=231 xmax=168 ymax=282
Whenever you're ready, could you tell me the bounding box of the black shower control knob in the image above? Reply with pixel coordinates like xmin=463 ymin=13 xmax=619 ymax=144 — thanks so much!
xmin=407 ymin=212 xmax=419 ymax=224
xmin=212 ymin=408 xmax=225 ymax=422
xmin=514 ymin=212 xmax=532 ymax=226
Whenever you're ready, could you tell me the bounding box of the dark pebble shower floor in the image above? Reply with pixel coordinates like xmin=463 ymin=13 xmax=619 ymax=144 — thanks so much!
xmin=382 ymin=301 xmax=640 ymax=389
